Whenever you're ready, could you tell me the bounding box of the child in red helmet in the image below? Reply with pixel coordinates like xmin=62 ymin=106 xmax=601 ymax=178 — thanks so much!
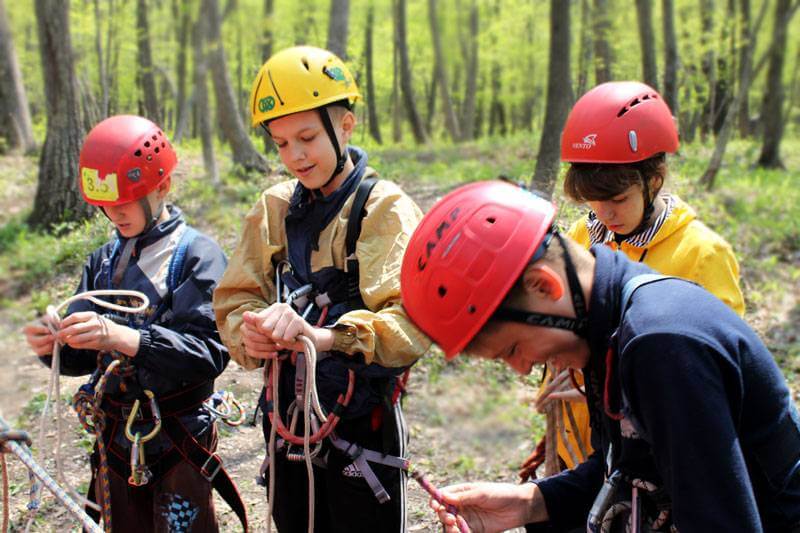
xmin=400 ymin=180 xmax=800 ymax=532
xmin=522 ymin=82 xmax=746 ymax=479
xmin=23 ymin=115 xmax=245 ymax=532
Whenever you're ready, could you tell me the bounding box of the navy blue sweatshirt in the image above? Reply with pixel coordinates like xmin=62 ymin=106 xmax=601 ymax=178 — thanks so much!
xmin=532 ymin=245 xmax=800 ymax=532
xmin=39 ymin=205 xmax=229 ymax=448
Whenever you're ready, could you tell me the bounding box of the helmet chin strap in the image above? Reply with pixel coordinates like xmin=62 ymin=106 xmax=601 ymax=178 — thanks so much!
xmin=317 ymin=106 xmax=348 ymax=190
xmin=492 ymin=232 xmax=590 ymax=340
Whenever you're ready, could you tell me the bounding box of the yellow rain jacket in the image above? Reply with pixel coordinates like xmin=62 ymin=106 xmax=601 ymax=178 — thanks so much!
xmin=213 ymin=167 xmax=431 ymax=374
xmin=548 ymin=194 xmax=745 ymax=469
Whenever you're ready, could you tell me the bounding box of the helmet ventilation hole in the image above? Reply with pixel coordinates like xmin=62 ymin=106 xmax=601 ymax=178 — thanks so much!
xmin=151 ymin=135 xmax=157 ymax=141
xmin=313 ymin=90 xmax=319 ymax=97
xmin=437 ymin=286 xmax=447 ymax=297
xmin=486 ymin=216 xmax=496 ymax=225
xmin=154 ymin=147 xmax=160 ymax=153
xmin=144 ymin=141 xmax=151 ymax=148
xmin=468 ymin=305 xmax=476 ymax=314
xmin=146 ymin=155 xmax=153 ymax=161
xmin=134 ymin=149 xmax=142 ymax=157
xmin=301 ymin=58 xmax=310 ymax=70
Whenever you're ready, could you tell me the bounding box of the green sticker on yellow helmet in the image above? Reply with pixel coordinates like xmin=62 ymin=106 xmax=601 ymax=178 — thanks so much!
xmin=81 ymin=167 xmax=119 ymax=202
xmin=259 ymin=96 xmax=276 ymax=112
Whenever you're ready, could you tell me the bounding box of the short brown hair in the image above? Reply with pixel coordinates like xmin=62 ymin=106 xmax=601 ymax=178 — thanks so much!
xmin=563 ymin=153 xmax=668 ymax=202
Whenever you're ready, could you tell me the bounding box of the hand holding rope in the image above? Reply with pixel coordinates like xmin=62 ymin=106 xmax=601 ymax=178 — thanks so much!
xmin=34 ymin=289 xmax=149 ymax=532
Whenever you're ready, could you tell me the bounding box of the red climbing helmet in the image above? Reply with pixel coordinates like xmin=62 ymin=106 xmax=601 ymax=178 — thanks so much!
xmin=78 ymin=115 xmax=177 ymax=207
xmin=560 ymin=81 xmax=679 ymax=164
xmin=400 ymin=181 xmax=557 ymax=359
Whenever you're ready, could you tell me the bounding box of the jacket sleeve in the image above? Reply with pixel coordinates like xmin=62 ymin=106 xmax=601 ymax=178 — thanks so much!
xmin=692 ymin=239 xmax=745 ymax=317
xmin=531 ymin=432 xmax=606 ymax=530
xmin=620 ymin=333 xmax=762 ymax=532
xmin=39 ymin=249 xmax=106 ymax=377
xmin=213 ymin=191 xmax=285 ymax=370
xmin=331 ymin=182 xmax=432 ymax=368
xmin=135 ymin=233 xmax=230 ymax=382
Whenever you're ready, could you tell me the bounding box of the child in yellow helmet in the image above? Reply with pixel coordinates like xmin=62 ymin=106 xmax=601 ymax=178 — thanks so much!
xmin=213 ymin=46 xmax=430 ymax=532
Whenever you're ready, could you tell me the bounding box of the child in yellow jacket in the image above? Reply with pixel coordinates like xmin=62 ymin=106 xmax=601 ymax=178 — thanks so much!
xmin=212 ymin=46 xmax=429 ymax=532
xmin=523 ymin=81 xmax=744 ymax=478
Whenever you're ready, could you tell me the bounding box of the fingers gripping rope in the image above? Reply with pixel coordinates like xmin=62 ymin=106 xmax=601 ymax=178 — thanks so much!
xmin=34 ymin=290 xmax=149 ymax=532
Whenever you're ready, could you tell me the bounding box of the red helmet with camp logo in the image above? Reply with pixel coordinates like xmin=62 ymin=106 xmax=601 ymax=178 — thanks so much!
xmin=78 ymin=115 xmax=177 ymax=207
xmin=560 ymin=81 xmax=679 ymax=164
xmin=400 ymin=181 xmax=557 ymax=359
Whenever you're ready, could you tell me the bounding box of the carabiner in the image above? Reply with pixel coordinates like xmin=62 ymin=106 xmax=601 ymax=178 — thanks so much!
xmin=124 ymin=389 xmax=161 ymax=443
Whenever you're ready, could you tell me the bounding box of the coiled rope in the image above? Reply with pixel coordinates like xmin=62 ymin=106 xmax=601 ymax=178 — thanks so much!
xmin=33 ymin=290 xmax=149 ymax=532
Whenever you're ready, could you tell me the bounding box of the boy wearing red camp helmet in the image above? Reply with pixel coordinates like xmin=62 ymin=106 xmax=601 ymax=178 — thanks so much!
xmin=23 ymin=115 xmax=242 ymax=532
xmin=213 ymin=46 xmax=429 ymax=532
xmin=522 ymin=81 xmax=745 ymax=480
xmin=400 ymin=180 xmax=800 ymax=532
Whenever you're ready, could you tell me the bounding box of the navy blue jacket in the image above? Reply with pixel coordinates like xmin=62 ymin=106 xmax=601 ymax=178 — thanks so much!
xmin=40 ymin=206 xmax=229 ymax=447
xmin=533 ymin=245 xmax=800 ymax=532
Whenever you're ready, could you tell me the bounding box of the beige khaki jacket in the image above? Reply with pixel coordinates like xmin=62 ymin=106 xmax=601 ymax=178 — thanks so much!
xmin=213 ymin=170 xmax=431 ymax=370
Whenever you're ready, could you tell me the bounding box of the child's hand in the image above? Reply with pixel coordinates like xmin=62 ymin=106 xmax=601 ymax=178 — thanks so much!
xmin=241 ymin=311 xmax=282 ymax=359
xmin=245 ymin=304 xmax=333 ymax=354
xmin=57 ymin=311 xmax=139 ymax=356
xmin=23 ymin=320 xmax=56 ymax=356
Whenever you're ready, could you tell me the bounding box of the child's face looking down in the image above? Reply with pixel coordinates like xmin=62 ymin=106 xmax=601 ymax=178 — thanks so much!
xmin=585 ymin=182 xmax=647 ymax=236
xmin=269 ymin=108 xmax=355 ymax=194
xmin=103 ymin=180 xmax=169 ymax=238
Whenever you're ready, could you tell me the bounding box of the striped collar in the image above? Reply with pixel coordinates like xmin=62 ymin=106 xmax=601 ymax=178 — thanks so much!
xmin=585 ymin=194 xmax=675 ymax=248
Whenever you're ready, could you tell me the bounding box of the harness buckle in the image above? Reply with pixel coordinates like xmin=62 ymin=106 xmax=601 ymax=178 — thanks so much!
xmin=200 ymin=453 xmax=223 ymax=482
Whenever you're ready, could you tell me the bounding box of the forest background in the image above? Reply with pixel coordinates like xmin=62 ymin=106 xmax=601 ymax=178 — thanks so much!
xmin=0 ymin=0 xmax=798 ymax=530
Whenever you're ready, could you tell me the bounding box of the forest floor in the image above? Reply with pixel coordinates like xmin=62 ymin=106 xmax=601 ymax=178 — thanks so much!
xmin=0 ymin=137 xmax=798 ymax=532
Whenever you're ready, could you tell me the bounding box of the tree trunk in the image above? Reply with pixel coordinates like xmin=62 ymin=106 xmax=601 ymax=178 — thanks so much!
xmin=460 ymin=0 xmax=479 ymax=139
xmin=107 ymin=0 xmax=120 ymax=115
xmin=635 ymin=0 xmax=659 ymax=89
xmin=136 ymin=0 xmax=160 ymax=123
xmin=30 ymin=0 xmax=92 ymax=228
xmin=428 ymin=0 xmax=461 ymax=141
xmin=531 ymin=0 xmax=572 ymax=198
xmin=364 ymin=1 xmax=382 ymax=144
xmin=262 ymin=0 xmax=274 ymax=61
xmin=699 ymin=0 xmax=716 ymax=140
xmin=576 ymin=0 xmax=593 ymax=96
xmin=699 ymin=0 xmax=768 ymax=188
xmin=737 ymin=0 xmax=752 ymax=136
xmin=327 ymin=0 xmax=349 ymax=58
xmin=425 ymin=61 xmax=438 ymax=133
xmin=488 ymin=0 xmax=506 ymax=136
xmin=391 ymin=28 xmax=402 ymax=143
xmin=593 ymin=0 xmax=613 ymax=83
xmin=93 ymin=0 xmax=109 ymax=118
xmin=662 ymin=0 xmax=679 ymax=114
xmin=192 ymin=6 xmax=218 ymax=182
xmin=394 ymin=0 xmax=427 ymax=143
xmin=757 ymin=0 xmax=793 ymax=168
xmin=173 ymin=0 xmax=191 ymax=142
xmin=0 ymin=0 xmax=35 ymax=154
xmin=203 ymin=0 xmax=269 ymax=173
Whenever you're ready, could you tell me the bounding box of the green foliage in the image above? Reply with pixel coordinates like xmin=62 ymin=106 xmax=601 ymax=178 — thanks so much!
xmin=0 ymin=214 xmax=110 ymax=296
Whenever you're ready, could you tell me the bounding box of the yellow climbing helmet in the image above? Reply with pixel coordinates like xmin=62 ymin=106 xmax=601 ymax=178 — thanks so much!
xmin=249 ymin=45 xmax=361 ymax=127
